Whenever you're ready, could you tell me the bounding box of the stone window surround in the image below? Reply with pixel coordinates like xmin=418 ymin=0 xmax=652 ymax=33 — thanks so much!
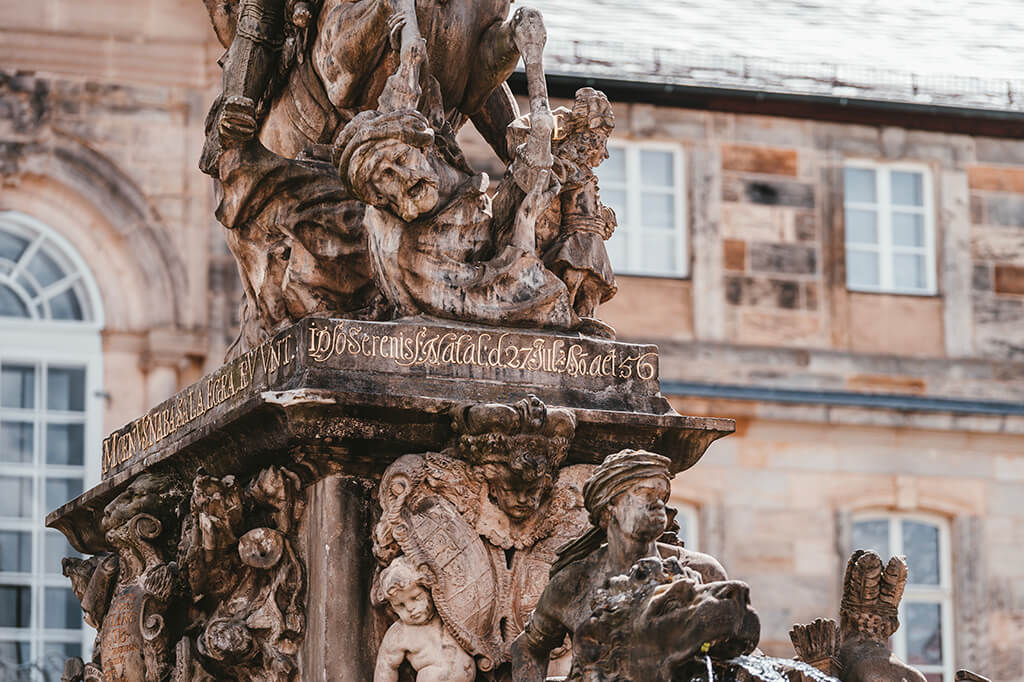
xmin=850 ymin=511 xmax=954 ymax=682
xmin=0 ymin=211 xmax=104 ymax=677
xmin=600 ymin=140 xmax=689 ymax=279
xmin=842 ymin=160 xmax=939 ymax=297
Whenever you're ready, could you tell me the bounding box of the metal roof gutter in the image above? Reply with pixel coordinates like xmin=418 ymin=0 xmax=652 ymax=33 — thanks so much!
xmin=510 ymin=72 xmax=1024 ymax=138
xmin=661 ymin=380 xmax=1024 ymax=417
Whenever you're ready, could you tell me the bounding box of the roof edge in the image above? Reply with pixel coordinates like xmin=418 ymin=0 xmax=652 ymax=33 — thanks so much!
xmin=512 ymin=72 xmax=1024 ymax=139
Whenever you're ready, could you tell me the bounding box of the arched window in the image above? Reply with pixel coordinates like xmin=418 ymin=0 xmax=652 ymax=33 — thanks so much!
xmin=851 ymin=513 xmax=953 ymax=682
xmin=0 ymin=211 xmax=104 ymax=680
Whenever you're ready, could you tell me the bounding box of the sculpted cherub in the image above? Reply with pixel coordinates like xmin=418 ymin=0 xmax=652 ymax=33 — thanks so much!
xmin=372 ymin=397 xmax=591 ymax=673
xmin=372 ymin=556 xmax=476 ymax=682
xmin=447 ymin=395 xmax=578 ymax=547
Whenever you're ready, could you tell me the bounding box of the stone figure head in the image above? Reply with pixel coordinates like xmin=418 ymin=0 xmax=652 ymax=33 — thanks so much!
xmin=571 ymin=557 xmax=760 ymax=681
xmin=373 ymin=555 xmax=436 ymax=626
xmin=564 ymin=87 xmax=614 ymax=168
xmin=584 ymin=449 xmax=671 ymax=544
xmin=450 ymin=396 xmax=576 ymax=522
xmin=333 ymin=109 xmax=441 ymax=222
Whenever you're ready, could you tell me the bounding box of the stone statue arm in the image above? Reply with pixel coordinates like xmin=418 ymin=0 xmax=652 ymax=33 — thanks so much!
xmin=510 ymin=581 xmax=568 ymax=682
xmin=372 ymin=624 xmax=407 ymax=682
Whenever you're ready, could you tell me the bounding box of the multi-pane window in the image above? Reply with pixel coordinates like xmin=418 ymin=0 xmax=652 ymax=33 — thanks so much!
xmin=843 ymin=162 xmax=936 ymax=295
xmin=851 ymin=514 xmax=953 ymax=682
xmin=0 ymin=211 xmax=103 ymax=680
xmin=598 ymin=142 xmax=687 ymax=277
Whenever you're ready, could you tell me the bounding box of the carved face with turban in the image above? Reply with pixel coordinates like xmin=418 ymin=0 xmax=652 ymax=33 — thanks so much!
xmin=333 ymin=109 xmax=441 ymax=222
xmin=583 ymin=449 xmax=672 ymax=544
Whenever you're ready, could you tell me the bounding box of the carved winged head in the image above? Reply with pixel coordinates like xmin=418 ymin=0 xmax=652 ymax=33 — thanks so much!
xmin=571 ymin=557 xmax=760 ymax=681
xmin=333 ymin=109 xmax=441 ymax=222
xmin=449 ymin=396 xmax=576 ymax=521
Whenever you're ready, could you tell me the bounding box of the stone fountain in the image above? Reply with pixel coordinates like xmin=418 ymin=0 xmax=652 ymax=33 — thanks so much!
xmin=46 ymin=1 xmax=990 ymax=681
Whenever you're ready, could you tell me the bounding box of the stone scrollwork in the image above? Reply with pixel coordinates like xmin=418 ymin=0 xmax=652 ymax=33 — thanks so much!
xmin=372 ymin=395 xmax=591 ymax=678
xmin=59 ymin=466 xmax=306 ymax=682
xmin=62 ymin=472 xmax=187 ymax=682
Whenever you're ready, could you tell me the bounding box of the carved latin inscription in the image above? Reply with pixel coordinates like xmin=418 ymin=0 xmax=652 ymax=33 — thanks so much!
xmin=308 ymin=321 xmax=657 ymax=379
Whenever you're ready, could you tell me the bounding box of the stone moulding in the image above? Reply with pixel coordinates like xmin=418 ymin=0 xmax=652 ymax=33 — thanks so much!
xmin=46 ymin=316 xmax=734 ymax=556
xmin=95 ymin=316 xmax=672 ymax=482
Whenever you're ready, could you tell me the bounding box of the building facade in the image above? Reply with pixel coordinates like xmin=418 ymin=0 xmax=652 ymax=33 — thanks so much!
xmin=1 ymin=1 xmax=1023 ymax=679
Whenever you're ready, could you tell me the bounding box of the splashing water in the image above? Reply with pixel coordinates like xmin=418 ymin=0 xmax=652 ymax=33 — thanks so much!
xmin=706 ymin=655 xmax=715 ymax=682
xmin=728 ymin=654 xmax=841 ymax=682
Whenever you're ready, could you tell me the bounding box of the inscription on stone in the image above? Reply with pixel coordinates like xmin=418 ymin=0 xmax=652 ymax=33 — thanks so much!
xmin=98 ymin=586 xmax=145 ymax=681
xmin=308 ymin=321 xmax=658 ymax=380
xmin=101 ymin=332 xmax=299 ymax=476
xmin=99 ymin=318 xmax=661 ymax=480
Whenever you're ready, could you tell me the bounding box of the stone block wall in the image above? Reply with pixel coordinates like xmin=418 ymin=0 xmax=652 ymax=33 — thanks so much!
xmin=968 ymin=163 xmax=1024 ymax=360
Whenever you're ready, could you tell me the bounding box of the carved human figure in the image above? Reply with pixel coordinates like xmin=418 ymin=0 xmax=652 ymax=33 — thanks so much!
xmin=373 ymin=397 xmax=590 ymax=674
xmin=372 ymin=556 xmax=476 ymax=682
xmin=510 ymin=449 xmax=733 ymax=682
xmin=201 ymin=0 xmax=552 ymax=170
xmin=331 ymin=11 xmax=582 ymax=332
xmin=511 ymin=87 xmax=617 ymax=333
xmin=211 ymin=2 xmax=591 ymax=352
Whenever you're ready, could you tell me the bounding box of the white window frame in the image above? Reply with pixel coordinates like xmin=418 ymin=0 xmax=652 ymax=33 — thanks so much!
xmin=843 ymin=160 xmax=937 ymax=295
xmin=851 ymin=512 xmax=954 ymax=682
xmin=0 ymin=211 xmax=104 ymax=676
xmin=601 ymin=140 xmax=688 ymax=278
xmin=669 ymin=499 xmax=699 ymax=553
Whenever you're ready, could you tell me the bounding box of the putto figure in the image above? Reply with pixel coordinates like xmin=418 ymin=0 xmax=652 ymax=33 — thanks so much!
xmin=511 ymin=449 xmax=756 ymax=681
xmin=372 ymin=396 xmax=591 ymax=676
xmin=372 ymin=556 xmax=476 ymax=682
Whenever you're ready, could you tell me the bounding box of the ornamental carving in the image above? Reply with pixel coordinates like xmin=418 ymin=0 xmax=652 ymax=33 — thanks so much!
xmin=372 ymin=396 xmax=590 ymax=678
xmin=59 ymin=467 xmax=306 ymax=682
xmin=790 ymin=550 xmax=926 ymax=682
xmin=199 ymin=0 xmax=619 ymax=355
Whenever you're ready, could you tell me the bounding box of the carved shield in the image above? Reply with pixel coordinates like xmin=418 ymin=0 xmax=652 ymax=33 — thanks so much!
xmin=396 ymin=496 xmax=503 ymax=670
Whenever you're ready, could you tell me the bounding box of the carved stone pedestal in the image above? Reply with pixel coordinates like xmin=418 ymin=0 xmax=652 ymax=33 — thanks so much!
xmin=47 ymin=317 xmax=733 ymax=681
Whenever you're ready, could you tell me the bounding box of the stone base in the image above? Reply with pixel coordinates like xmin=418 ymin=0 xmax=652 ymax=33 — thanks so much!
xmin=46 ymin=317 xmax=734 ymax=681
